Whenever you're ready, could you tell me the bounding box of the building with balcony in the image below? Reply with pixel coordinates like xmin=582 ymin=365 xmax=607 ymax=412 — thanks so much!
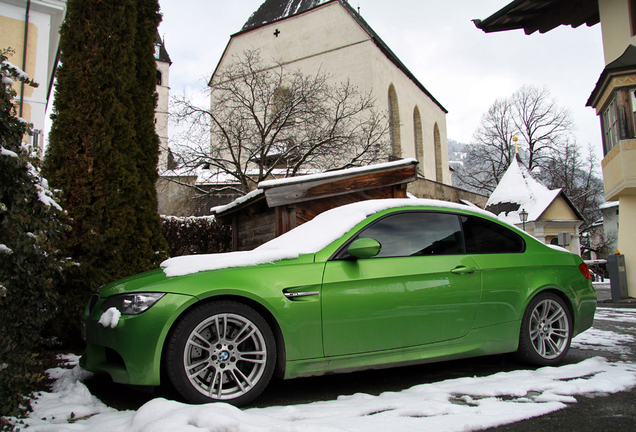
xmin=475 ymin=0 xmax=636 ymax=297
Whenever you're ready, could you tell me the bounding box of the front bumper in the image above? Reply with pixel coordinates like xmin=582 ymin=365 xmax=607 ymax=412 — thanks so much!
xmin=80 ymin=292 xmax=196 ymax=386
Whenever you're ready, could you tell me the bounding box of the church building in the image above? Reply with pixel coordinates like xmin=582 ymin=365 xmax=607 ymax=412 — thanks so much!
xmin=211 ymin=0 xmax=451 ymax=185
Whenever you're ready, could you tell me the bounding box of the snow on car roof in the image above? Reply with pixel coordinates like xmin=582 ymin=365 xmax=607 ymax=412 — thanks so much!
xmin=161 ymin=198 xmax=493 ymax=277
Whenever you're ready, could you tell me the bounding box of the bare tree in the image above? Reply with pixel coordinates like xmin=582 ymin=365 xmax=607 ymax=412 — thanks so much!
xmin=538 ymin=140 xmax=605 ymax=229
xmin=455 ymin=85 xmax=575 ymax=194
xmin=512 ymin=85 xmax=573 ymax=171
xmin=456 ymin=97 xmax=517 ymax=193
xmin=169 ymin=50 xmax=390 ymax=193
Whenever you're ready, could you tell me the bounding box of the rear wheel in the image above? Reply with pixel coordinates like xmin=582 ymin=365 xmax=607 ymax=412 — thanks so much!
xmin=166 ymin=301 xmax=276 ymax=406
xmin=517 ymin=292 xmax=572 ymax=365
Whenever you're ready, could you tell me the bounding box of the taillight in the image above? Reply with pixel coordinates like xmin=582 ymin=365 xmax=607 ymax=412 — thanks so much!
xmin=579 ymin=263 xmax=592 ymax=280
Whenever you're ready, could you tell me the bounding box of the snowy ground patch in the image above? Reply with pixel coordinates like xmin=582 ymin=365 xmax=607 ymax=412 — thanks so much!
xmin=571 ymin=328 xmax=635 ymax=354
xmin=8 ymin=355 xmax=636 ymax=432
xmin=594 ymin=307 xmax=636 ymax=324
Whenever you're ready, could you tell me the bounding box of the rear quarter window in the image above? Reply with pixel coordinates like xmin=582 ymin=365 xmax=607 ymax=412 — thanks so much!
xmin=461 ymin=215 xmax=525 ymax=254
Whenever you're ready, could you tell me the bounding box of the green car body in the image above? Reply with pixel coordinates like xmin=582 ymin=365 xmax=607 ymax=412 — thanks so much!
xmin=81 ymin=199 xmax=596 ymax=404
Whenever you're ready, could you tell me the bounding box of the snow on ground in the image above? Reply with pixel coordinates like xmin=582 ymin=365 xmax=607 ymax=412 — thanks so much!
xmin=594 ymin=307 xmax=636 ymax=324
xmin=8 ymin=324 xmax=636 ymax=432
xmin=570 ymin=329 xmax=635 ymax=354
xmin=570 ymin=308 xmax=636 ymax=355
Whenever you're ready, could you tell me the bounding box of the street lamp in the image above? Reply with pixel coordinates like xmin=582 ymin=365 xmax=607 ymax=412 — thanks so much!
xmin=519 ymin=208 xmax=528 ymax=231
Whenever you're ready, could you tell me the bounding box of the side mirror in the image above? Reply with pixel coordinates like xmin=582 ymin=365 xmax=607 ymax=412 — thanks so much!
xmin=347 ymin=238 xmax=381 ymax=259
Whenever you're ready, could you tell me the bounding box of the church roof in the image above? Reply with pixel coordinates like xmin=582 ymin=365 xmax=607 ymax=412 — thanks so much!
xmin=243 ymin=0 xmax=325 ymax=31
xmin=485 ymin=158 xmax=582 ymax=225
xmin=155 ymin=31 xmax=172 ymax=64
xmin=227 ymin=0 xmax=447 ymax=113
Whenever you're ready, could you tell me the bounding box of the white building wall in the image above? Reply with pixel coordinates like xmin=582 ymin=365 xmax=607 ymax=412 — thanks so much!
xmin=1 ymin=0 xmax=66 ymax=153
xmin=598 ymin=0 xmax=636 ymax=64
xmin=156 ymin=59 xmax=170 ymax=170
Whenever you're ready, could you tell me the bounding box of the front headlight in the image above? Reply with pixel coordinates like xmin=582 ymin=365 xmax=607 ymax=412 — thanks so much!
xmin=101 ymin=293 xmax=166 ymax=315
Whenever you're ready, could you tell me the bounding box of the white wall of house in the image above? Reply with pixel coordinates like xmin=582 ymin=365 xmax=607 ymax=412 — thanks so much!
xmin=1 ymin=0 xmax=66 ymax=153
xmin=598 ymin=0 xmax=636 ymax=63
xmin=601 ymin=201 xmax=620 ymax=253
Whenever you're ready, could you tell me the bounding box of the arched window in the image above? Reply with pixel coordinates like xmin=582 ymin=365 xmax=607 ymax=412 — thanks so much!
xmin=388 ymin=85 xmax=401 ymax=158
xmin=413 ymin=106 xmax=423 ymax=172
xmin=156 ymin=70 xmax=162 ymax=86
xmin=434 ymin=123 xmax=443 ymax=183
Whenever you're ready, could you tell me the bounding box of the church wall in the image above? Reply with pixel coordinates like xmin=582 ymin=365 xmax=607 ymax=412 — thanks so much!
xmin=156 ymin=59 xmax=170 ymax=170
xmin=221 ymin=2 xmax=370 ymax=73
xmin=214 ymin=1 xmax=450 ymax=184
xmin=366 ymin=44 xmax=450 ymax=183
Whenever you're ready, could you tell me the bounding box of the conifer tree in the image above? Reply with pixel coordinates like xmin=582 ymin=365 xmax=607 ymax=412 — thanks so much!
xmin=132 ymin=0 xmax=170 ymax=265
xmin=44 ymin=0 xmax=168 ymax=342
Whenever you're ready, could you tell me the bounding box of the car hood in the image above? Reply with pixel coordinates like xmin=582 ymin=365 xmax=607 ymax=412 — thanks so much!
xmin=161 ymin=248 xmax=304 ymax=277
xmin=98 ymin=254 xmax=316 ymax=298
xmin=98 ymin=267 xmax=170 ymax=298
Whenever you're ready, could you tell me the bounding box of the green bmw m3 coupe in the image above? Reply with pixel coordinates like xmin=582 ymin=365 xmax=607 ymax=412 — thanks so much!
xmin=81 ymin=199 xmax=596 ymax=406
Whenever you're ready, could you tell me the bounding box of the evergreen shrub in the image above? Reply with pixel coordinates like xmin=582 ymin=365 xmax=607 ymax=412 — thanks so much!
xmin=0 ymin=51 xmax=69 ymax=420
xmin=161 ymin=216 xmax=232 ymax=257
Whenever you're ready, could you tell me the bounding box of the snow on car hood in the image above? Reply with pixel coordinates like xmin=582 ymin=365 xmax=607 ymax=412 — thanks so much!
xmin=160 ymin=199 xmax=488 ymax=277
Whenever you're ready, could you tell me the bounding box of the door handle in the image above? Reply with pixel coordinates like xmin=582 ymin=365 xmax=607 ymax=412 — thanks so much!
xmin=451 ymin=266 xmax=476 ymax=275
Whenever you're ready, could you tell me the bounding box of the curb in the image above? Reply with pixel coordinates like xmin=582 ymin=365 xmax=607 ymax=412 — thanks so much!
xmin=596 ymin=300 xmax=636 ymax=308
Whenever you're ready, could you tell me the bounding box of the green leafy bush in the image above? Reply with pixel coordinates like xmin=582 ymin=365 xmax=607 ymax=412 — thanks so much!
xmin=0 ymin=50 xmax=69 ymax=420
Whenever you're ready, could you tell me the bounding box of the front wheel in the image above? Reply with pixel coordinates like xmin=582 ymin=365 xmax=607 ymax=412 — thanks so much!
xmin=516 ymin=292 xmax=572 ymax=366
xmin=166 ymin=301 xmax=276 ymax=406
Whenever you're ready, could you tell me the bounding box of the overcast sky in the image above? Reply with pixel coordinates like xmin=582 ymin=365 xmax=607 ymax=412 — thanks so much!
xmin=156 ymin=0 xmax=606 ymax=159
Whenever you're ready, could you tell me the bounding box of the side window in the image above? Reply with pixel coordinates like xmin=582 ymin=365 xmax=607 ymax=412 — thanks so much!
xmin=352 ymin=212 xmax=464 ymax=258
xmin=461 ymin=215 xmax=525 ymax=254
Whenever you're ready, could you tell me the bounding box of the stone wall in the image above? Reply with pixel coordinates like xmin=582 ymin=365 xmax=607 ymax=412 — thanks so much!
xmin=407 ymin=178 xmax=488 ymax=208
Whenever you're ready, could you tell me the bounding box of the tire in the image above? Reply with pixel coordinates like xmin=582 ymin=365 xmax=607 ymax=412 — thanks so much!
xmin=516 ymin=292 xmax=572 ymax=366
xmin=166 ymin=300 xmax=276 ymax=406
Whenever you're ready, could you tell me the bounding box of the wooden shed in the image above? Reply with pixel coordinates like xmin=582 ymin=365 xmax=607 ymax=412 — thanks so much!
xmin=214 ymin=159 xmax=418 ymax=251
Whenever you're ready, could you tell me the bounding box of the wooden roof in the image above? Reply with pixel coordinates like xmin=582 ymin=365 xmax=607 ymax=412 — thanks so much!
xmin=215 ymin=159 xmax=418 ymax=220
xmin=473 ymin=0 xmax=599 ymax=35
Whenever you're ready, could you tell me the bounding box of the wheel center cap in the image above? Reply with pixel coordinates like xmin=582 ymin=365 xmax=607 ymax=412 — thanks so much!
xmin=543 ymin=325 xmax=549 ymax=333
xmin=219 ymin=351 xmax=230 ymax=361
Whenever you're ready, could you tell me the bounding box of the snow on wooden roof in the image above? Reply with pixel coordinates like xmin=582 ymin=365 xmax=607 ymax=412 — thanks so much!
xmin=213 ymin=158 xmax=418 ymax=216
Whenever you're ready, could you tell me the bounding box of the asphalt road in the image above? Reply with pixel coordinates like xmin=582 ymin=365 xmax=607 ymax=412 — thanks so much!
xmin=84 ymin=285 xmax=636 ymax=430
